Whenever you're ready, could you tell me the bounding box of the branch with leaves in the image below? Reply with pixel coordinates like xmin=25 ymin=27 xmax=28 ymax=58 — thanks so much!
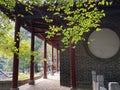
xmin=44 ymin=0 xmax=112 ymax=49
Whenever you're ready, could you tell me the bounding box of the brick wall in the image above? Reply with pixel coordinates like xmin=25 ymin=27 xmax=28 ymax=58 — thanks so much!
xmin=60 ymin=47 xmax=71 ymax=87
xmin=60 ymin=7 xmax=120 ymax=88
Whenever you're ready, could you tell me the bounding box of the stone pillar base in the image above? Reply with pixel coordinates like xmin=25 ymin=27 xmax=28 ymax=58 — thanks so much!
xmin=43 ymin=76 xmax=47 ymax=79
xmin=29 ymin=80 xmax=35 ymax=85
xmin=51 ymin=72 xmax=54 ymax=76
xmin=70 ymin=87 xmax=78 ymax=90
xmin=71 ymin=88 xmax=75 ymax=90
xmin=10 ymin=88 xmax=19 ymax=90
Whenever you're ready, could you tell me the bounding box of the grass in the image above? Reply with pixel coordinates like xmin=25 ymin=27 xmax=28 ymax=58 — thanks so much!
xmin=18 ymin=73 xmax=29 ymax=80
xmin=7 ymin=73 xmax=40 ymax=80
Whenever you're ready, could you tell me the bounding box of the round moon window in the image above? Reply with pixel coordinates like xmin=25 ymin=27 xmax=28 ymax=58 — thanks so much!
xmin=88 ymin=28 xmax=120 ymax=59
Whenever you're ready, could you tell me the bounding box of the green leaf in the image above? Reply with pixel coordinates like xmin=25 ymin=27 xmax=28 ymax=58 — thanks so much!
xmin=96 ymin=28 xmax=101 ymax=31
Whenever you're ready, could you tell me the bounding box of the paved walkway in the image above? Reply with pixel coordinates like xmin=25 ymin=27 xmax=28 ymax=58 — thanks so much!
xmin=19 ymin=72 xmax=70 ymax=90
xmin=19 ymin=72 xmax=92 ymax=90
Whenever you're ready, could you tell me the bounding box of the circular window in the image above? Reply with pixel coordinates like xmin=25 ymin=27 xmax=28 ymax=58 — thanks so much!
xmin=88 ymin=28 xmax=120 ymax=59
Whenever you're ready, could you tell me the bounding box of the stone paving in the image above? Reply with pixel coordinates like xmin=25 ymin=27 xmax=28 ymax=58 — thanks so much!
xmin=19 ymin=72 xmax=70 ymax=90
xmin=19 ymin=72 xmax=92 ymax=90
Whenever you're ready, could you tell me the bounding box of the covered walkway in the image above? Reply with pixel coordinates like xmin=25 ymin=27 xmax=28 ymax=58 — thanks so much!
xmin=19 ymin=72 xmax=92 ymax=90
xmin=19 ymin=72 xmax=70 ymax=90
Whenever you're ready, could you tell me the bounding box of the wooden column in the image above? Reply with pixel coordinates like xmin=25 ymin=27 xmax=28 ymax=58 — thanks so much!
xmin=29 ymin=32 xmax=35 ymax=85
xmin=11 ymin=18 xmax=20 ymax=90
xmin=43 ymin=39 xmax=47 ymax=78
xmin=51 ymin=45 xmax=54 ymax=75
xmin=70 ymin=43 xmax=76 ymax=88
xmin=56 ymin=48 xmax=59 ymax=72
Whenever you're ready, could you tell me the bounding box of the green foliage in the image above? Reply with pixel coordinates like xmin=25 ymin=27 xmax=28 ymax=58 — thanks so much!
xmin=0 ymin=12 xmax=14 ymax=58
xmin=19 ymin=28 xmax=41 ymax=62
xmin=0 ymin=0 xmax=112 ymax=48
xmin=18 ymin=73 xmax=29 ymax=80
xmin=19 ymin=41 xmax=31 ymax=61
xmin=0 ymin=0 xmax=43 ymax=17
xmin=0 ymin=12 xmax=13 ymax=32
xmin=34 ymin=36 xmax=43 ymax=62
xmin=0 ymin=0 xmax=112 ymax=51
xmin=7 ymin=73 xmax=29 ymax=80
xmin=0 ymin=0 xmax=15 ymax=11
xmin=0 ymin=34 xmax=15 ymax=58
xmin=35 ymin=36 xmax=43 ymax=51
xmin=44 ymin=0 xmax=112 ymax=48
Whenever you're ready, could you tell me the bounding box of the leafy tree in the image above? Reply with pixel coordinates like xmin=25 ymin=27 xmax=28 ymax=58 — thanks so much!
xmin=0 ymin=0 xmax=44 ymax=73
xmin=19 ymin=28 xmax=43 ymax=73
xmin=0 ymin=0 xmax=112 ymax=56
xmin=33 ymin=36 xmax=43 ymax=73
xmin=35 ymin=36 xmax=43 ymax=51
xmin=0 ymin=13 xmax=15 ymax=58
xmin=4 ymin=58 xmax=13 ymax=72
xmin=44 ymin=0 xmax=112 ymax=48
xmin=0 ymin=0 xmax=112 ymax=49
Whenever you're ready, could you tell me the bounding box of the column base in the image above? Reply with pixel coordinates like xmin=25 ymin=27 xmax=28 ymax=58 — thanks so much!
xmin=70 ymin=87 xmax=77 ymax=90
xmin=51 ymin=72 xmax=54 ymax=75
xmin=10 ymin=88 xmax=19 ymax=90
xmin=43 ymin=76 xmax=47 ymax=79
xmin=29 ymin=80 xmax=35 ymax=85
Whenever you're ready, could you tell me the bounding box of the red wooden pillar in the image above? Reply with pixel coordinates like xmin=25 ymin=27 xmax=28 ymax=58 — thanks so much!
xmin=70 ymin=43 xmax=76 ymax=88
xmin=29 ymin=32 xmax=35 ymax=85
xmin=43 ymin=39 xmax=47 ymax=78
xmin=51 ymin=45 xmax=54 ymax=75
xmin=56 ymin=48 xmax=59 ymax=72
xmin=11 ymin=18 xmax=20 ymax=90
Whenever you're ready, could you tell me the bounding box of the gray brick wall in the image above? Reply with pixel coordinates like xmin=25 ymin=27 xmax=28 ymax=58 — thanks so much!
xmin=60 ymin=47 xmax=71 ymax=87
xmin=60 ymin=7 xmax=120 ymax=88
